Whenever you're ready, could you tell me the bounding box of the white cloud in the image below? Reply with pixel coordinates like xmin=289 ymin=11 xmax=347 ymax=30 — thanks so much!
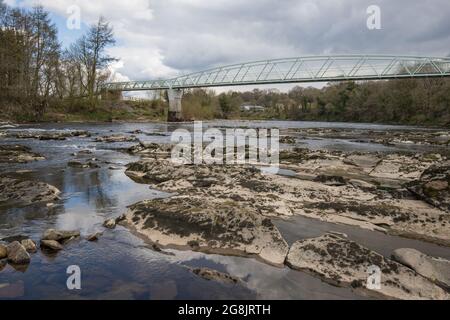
xmin=11 ymin=0 xmax=450 ymax=87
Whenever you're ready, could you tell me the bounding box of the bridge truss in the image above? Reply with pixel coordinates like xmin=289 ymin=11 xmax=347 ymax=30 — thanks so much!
xmin=103 ymin=55 xmax=450 ymax=91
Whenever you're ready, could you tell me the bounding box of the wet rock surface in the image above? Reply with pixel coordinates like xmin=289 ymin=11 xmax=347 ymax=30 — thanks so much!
xmin=191 ymin=267 xmax=243 ymax=285
xmin=8 ymin=130 xmax=90 ymax=140
xmin=95 ymin=134 xmax=137 ymax=143
xmin=0 ymin=177 xmax=60 ymax=207
xmin=392 ymin=248 xmax=450 ymax=290
xmin=41 ymin=229 xmax=80 ymax=243
xmin=125 ymin=156 xmax=450 ymax=246
xmin=40 ymin=240 xmax=63 ymax=251
xmin=124 ymin=196 xmax=289 ymax=266
xmin=407 ymin=164 xmax=450 ymax=212
xmin=0 ymin=244 xmax=7 ymax=259
xmin=6 ymin=242 xmax=30 ymax=265
xmin=127 ymin=141 xmax=173 ymax=157
xmin=68 ymin=160 xmax=100 ymax=169
xmin=286 ymin=234 xmax=449 ymax=300
xmin=0 ymin=145 xmax=45 ymax=163
xmin=21 ymin=239 xmax=37 ymax=253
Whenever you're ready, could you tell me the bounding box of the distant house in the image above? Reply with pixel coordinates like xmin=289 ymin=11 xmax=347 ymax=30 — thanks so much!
xmin=240 ymin=104 xmax=265 ymax=112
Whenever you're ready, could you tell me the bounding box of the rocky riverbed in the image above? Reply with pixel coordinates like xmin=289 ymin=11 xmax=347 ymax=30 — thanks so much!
xmin=1 ymin=122 xmax=449 ymax=300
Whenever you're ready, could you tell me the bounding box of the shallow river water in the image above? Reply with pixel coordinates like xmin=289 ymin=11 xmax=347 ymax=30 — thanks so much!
xmin=0 ymin=121 xmax=448 ymax=299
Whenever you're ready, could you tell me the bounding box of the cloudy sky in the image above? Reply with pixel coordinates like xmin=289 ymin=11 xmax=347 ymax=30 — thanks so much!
xmin=6 ymin=0 xmax=450 ymax=88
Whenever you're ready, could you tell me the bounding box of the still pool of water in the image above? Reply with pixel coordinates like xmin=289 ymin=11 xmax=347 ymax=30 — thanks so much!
xmin=0 ymin=121 xmax=448 ymax=299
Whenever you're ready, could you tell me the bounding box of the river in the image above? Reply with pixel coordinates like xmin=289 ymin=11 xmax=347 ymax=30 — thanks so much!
xmin=0 ymin=121 xmax=449 ymax=299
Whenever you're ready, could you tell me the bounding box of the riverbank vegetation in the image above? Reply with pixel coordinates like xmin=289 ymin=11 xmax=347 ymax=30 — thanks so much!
xmin=0 ymin=1 xmax=117 ymax=121
xmin=180 ymin=78 xmax=450 ymax=126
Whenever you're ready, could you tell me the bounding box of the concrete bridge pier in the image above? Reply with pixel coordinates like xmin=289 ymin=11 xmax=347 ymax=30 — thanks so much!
xmin=167 ymin=88 xmax=183 ymax=122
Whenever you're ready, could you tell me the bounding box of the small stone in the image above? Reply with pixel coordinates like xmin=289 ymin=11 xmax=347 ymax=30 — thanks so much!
xmin=21 ymin=239 xmax=37 ymax=253
xmin=6 ymin=242 xmax=30 ymax=265
xmin=40 ymin=240 xmax=63 ymax=251
xmin=87 ymin=232 xmax=103 ymax=242
xmin=0 ymin=244 xmax=7 ymax=259
xmin=103 ymin=219 xmax=116 ymax=229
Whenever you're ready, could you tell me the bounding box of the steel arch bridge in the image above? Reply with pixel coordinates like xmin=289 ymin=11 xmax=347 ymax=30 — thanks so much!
xmin=103 ymin=55 xmax=450 ymax=91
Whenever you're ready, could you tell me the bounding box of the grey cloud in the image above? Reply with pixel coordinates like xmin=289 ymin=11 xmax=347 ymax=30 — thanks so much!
xmin=139 ymin=0 xmax=450 ymax=77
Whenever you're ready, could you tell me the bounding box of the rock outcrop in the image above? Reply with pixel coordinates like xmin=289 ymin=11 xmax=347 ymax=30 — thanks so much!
xmin=0 ymin=177 xmax=60 ymax=207
xmin=0 ymin=145 xmax=45 ymax=163
xmin=124 ymin=196 xmax=289 ymax=266
xmin=286 ymin=234 xmax=448 ymax=300
xmin=124 ymin=157 xmax=450 ymax=246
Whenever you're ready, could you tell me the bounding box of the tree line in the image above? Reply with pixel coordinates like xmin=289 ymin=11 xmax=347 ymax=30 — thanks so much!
xmin=0 ymin=1 xmax=115 ymax=120
xmin=181 ymin=77 xmax=450 ymax=126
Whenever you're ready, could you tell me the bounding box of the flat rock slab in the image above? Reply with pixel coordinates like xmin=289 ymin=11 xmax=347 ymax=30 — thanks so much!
xmin=125 ymin=196 xmax=289 ymax=266
xmin=0 ymin=145 xmax=45 ymax=163
xmin=286 ymin=234 xmax=449 ymax=300
xmin=0 ymin=177 xmax=60 ymax=207
xmin=95 ymin=135 xmax=137 ymax=143
xmin=392 ymin=248 xmax=450 ymax=290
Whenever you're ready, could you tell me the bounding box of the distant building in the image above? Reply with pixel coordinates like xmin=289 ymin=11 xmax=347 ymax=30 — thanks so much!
xmin=240 ymin=104 xmax=265 ymax=112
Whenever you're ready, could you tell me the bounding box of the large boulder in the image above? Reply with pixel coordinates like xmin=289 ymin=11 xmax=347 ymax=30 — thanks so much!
xmin=41 ymin=229 xmax=80 ymax=243
xmin=392 ymin=248 xmax=450 ymax=290
xmin=286 ymin=234 xmax=448 ymax=300
xmin=0 ymin=177 xmax=60 ymax=207
xmin=124 ymin=196 xmax=289 ymax=266
xmin=407 ymin=164 xmax=450 ymax=212
xmin=6 ymin=242 xmax=30 ymax=265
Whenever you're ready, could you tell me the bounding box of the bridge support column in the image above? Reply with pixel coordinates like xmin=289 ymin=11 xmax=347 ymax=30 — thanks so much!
xmin=167 ymin=88 xmax=183 ymax=122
